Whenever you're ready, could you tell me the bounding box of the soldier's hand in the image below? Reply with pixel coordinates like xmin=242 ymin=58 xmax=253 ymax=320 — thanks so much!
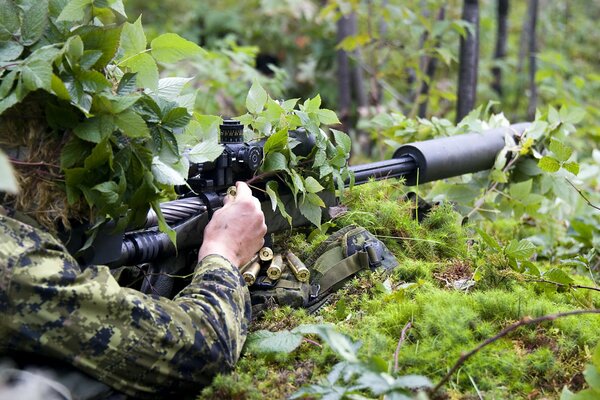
xmin=198 ymin=181 xmax=267 ymax=268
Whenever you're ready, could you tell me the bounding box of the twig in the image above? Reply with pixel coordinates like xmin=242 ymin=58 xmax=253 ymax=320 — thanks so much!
xmin=430 ymin=309 xmax=600 ymax=395
xmin=10 ymin=158 xmax=61 ymax=170
xmin=246 ymin=171 xmax=279 ymax=185
xmin=303 ymin=338 xmax=323 ymax=348
xmin=526 ymin=278 xmax=600 ymax=293
xmin=393 ymin=321 xmax=412 ymax=373
xmin=567 ymin=179 xmax=600 ymax=211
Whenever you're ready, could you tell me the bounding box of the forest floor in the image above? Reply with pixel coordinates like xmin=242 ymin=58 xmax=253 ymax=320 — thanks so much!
xmin=199 ymin=181 xmax=600 ymax=400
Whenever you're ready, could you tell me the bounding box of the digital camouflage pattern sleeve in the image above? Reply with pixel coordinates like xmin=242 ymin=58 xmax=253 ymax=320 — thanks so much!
xmin=0 ymin=212 xmax=252 ymax=398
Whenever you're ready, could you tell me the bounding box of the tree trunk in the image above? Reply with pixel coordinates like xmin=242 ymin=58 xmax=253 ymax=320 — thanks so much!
xmin=349 ymin=12 xmax=368 ymax=115
xmin=337 ymin=14 xmax=352 ymax=130
xmin=371 ymin=0 xmax=388 ymax=106
xmin=418 ymin=6 xmax=446 ymax=118
xmin=456 ymin=0 xmax=480 ymax=123
xmin=491 ymin=0 xmax=509 ymax=96
xmin=527 ymin=0 xmax=539 ymax=120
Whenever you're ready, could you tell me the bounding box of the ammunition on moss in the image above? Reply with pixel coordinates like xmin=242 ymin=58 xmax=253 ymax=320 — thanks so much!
xmin=285 ymin=251 xmax=310 ymax=282
xmin=266 ymin=254 xmax=284 ymax=280
xmin=259 ymin=247 xmax=274 ymax=262
xmin=242 ymin=260 xmax=261 ymax=286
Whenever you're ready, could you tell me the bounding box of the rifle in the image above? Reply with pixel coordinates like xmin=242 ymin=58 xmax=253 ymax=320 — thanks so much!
xmin=68 ymin=121 xmax=530 ymax=296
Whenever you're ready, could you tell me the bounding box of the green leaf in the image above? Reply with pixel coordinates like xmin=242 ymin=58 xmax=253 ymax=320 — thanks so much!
xmin=281 ymin=98 xmax=299 ymax=112
xmin=150 ymin=33 xmax=205 ymax=63
xmin=316 ymin=108 xmax=340 ymax=125
xmin=92 ymin=181 xmax=119 ymax=204
xmin=0 ymin=70 xmax=17 ymax=98
xmin=0 ymin=150 xmax=18 ymax=193
xmin=97 ymin=93 xmax=141 ymax=114
xmin=246 ymin=79 xmax=268 ymax=114
xmin=584 ymin=365 xmax=600 ymax=392
xmin=262 ymin=152 xmax=288 ymax=172
xmin=61 ymin=136 xmax=89 ymax=168
xmin=0 ymin=41 xmax=24 ymax=61
xmin=162 ymin=107 xmax=190 ymax=129
xmin=543 ymin=268 xmax=575 ymax=285
xmin=80 ymin=25 xmax=123 ymax=69
xmin=303 ymin=95 xmax=322 ymax=113
xmin=187 ymin=141 xmax=223 ymax=163
xmin=475 ymin=228 xmax=501 ymax=251
xmin=264 ymin=128 xmax=288 ymax=154
xmin=314 ymin=326 xmax=360 ymax=363
xmin=245 ymin=330 xmax=304 ymax=354
xmin=77 ymin=69 xmax=111 ymax=93
xmin=20 ymin=0 xmax=48 ymax=45
xmin=304 ymin=176 xmax=324 ymax=193
xmin=21 ymin=59 xmax=53 ymax=91
xmin=332 ymin=129 xmax=351 ymax=155
xmin=79 ymin=50 xmax=103 ymax=69
xmin=151 ymin=156 xmax=186 ymax=185
xmin=559 ymin=106 xmax=586 ymax=125
xmin=116 ymin=73 xmax=137 ymax=95
xmin=435 ymin=47 xmax=455 ymax=65
xmin=84 ymin=139 xmax=112 ymax=169
xmin=120 ymin=17 xmax=146 ymax=59
xmin=57 ymin=0 xmax=92 ymax=21
xmin=504 ymin=239 xmax=536 ymax=261
xmin=0 ymin=0 xmax=21 ymax=39
xmin=538 ymin=156 xmax=560 ymax=173
xmin=562 ymin=161 xmax=579 ymax=176
xmin=509 ymin=179 xmax=532 ymax=201
xmin=114 ymin=110 xmax=150 ymax=138
xmin=299 ymin=196 xmax=322 ymax=227
xmin=549 ymin=139 xmax=573 ymax=162
xmin=122 ymin=52 xmax=158 ymax=90
xmin=265 ymin=180 xmax=292 ymax=224
xmin=152 ymin=77 xmax=193 ymax=100
xmin=107 ymin=0 xmax=126 ymax=18
xmin=152 ymin=200 xmax=176 ymax=246
xmin=74 ymin=115 xmax=114 ymax=143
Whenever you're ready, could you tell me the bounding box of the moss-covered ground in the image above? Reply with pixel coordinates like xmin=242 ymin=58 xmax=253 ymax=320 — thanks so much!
xmin=199 ymin=181 xmax=600 ymax=400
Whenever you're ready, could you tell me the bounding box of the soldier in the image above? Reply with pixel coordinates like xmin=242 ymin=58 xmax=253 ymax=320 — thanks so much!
xmin=0 ymin=178 xmax=266 ymax=398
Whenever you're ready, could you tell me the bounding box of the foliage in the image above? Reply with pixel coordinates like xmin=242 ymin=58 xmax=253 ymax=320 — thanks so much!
xmin=561 ymin=343 xmax=600 ymax=400
xmin=0 ymin=0 xmax=348 ymax=242
xmin=239 ymin=82 xmax=351 ymax=226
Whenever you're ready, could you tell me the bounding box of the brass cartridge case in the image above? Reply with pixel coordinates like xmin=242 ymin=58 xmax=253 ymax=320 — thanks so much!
xmin=266 ymin=254 xmax=284 ymax=280
xmin=259 ymin=247 xmax=274 ymax=262
xmin=285 ymin=251 xmax=310 ymax=282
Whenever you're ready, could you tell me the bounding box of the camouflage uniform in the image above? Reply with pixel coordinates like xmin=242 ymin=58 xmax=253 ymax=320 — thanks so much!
xmin=0 ymin=210 xmax=251 ymax=398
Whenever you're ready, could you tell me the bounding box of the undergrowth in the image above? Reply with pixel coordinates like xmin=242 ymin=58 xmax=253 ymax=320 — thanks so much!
xmin=198 ymin=182 xmax=600 ymax=400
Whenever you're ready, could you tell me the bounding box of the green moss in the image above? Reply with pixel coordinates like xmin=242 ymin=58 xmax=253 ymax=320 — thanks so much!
xmin=199 ymin=179 xmax=598 ymax=399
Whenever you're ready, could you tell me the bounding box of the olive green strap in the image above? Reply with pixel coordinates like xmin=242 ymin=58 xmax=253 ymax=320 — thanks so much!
xmin=316 ymin=251 xmax=370 ymax=294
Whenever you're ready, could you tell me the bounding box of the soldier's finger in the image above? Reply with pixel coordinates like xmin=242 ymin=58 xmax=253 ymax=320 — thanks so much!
xmin=234 ymin=181 xmax=253 ymax=200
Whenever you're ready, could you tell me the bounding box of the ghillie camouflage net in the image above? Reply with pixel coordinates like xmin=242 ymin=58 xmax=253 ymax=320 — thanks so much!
xmin=0 ymin=95 xmax=86 ymax=232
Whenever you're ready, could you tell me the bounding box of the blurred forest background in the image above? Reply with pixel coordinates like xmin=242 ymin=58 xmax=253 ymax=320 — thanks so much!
xmin=125 ymin=0 xmax=599 ymax=158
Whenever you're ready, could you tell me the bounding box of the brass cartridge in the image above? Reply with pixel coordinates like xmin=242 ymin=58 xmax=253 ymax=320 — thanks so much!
xmin=285 ymin=251 xmax=310 ymax=282
xmin=266 ymin=254 xmax=284 ymax=280
xmin=259 ymin=247 xmax=274 ymax=262
xmin=242 ymin=260 xmax=261 ymax=286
